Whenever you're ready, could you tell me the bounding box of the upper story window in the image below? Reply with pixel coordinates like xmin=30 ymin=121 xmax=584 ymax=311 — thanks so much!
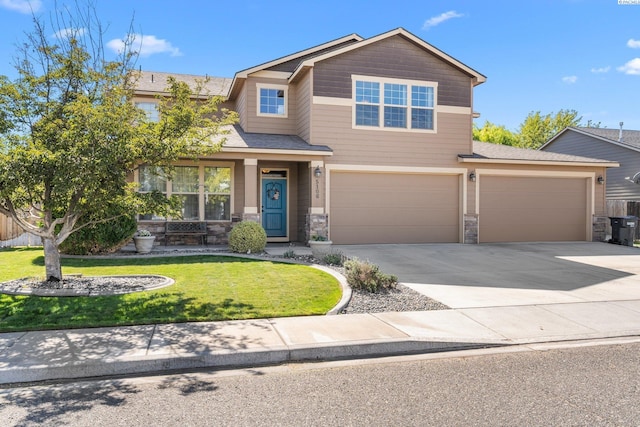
xmin=257 ymin=84 xmax=288 ymax=118
xmin=135 ymin=102 xmax=160 ymax=122
xmin=353 ymin=76 xmax=437 ymax=132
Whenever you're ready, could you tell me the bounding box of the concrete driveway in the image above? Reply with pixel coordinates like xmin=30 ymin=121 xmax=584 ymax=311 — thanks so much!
xmin=334 ymin=242 xmax=640 ymax=309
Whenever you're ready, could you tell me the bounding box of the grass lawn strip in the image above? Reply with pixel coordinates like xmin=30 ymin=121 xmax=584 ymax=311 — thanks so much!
xmin=0 ymin=248 xmax=342 ymax=333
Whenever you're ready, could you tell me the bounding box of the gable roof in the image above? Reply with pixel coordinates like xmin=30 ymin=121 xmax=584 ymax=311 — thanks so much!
xmin=459 ymin=141 xmax=618 ymax=167
xmin=135 ymin=71 xmax=231 ymax=97
xmin=541 ymin=126 xmax=640 ymax=153
xmin=289 ymin=27 xmax=486 ymax=86
xmin=227 ymin=33 xmax=363 ymax=100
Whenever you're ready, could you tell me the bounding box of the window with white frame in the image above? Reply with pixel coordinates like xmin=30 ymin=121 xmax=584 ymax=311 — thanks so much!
xmin=353 ymin=76 xmax=436 ymax=131
xmin=135 ymin=102 xmax=160 ymax=122
xmin=138 ymin=164 xmax=232 ymax=221
xmin=257 ymin=84 xmax=288 ymax=117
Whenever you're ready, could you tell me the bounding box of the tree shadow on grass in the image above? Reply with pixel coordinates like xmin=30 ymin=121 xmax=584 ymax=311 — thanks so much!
xmin=0 ymin=292 xmax=258 ymax=333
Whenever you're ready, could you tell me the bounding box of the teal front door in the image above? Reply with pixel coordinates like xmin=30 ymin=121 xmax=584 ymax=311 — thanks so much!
xmin=262 ymin=178 xmax=287 ymax=237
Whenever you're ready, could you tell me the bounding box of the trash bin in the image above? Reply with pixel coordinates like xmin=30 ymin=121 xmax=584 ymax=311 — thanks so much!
xmin=609 ymin=216 xmax=638 ymax=247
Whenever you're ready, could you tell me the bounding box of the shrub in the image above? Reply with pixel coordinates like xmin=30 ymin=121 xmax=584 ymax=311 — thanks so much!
xmin=344 ymin=258 xmax=398 ymax=293
xmin=59 ymin=214 xmax=137 ymax=255
xmin=323 ymin=251 xmax=344 ymax=266
xmin=283 ymin=249 xmax=296 ymax=259
xmin=228 ymin=221 xmax=267 ymax=254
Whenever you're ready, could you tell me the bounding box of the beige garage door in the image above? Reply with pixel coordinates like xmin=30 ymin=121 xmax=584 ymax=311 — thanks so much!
xmin=479 ymin=176 xmax=587 ymax=243
xmin=329 ymin=172 xmax=460 ymax=244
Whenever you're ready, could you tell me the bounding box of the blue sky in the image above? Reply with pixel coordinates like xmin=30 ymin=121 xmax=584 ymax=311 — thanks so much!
xmin=0 ymin=0 xmax=639 ymax=131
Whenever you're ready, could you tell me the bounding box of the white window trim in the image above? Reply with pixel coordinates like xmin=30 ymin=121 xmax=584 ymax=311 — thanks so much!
xmin=351 ymin=75 xmax=438 ymax=133
xmin=256 ymin=83 xmax=289 ymax=118
xmin=136 ymin=161 xmax=235 ymax=222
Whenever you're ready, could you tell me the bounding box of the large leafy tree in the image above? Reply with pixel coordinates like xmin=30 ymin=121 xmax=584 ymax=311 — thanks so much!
xmin=473 ymin=120 xmax=519 ymax=146
xmin=518 ymin=109 xmax=581 ymax=149
xmin=0 ymin=4 xmax=237 ymax=280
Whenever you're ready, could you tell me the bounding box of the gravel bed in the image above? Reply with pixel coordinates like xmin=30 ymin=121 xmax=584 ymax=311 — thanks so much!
xmin=0 ymin=275 xmax=171 ymax=296
xmin=342 ymin=284 xmax=449 ymax=314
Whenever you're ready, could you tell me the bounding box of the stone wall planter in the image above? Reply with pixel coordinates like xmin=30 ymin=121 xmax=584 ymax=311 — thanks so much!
xmin=133 ymin=236 xmax=156 ymax=254
xmin=309 ymin=240 xmax=333 ymax=259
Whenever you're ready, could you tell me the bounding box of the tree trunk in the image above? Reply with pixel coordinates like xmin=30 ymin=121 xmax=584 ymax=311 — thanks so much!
xmin=42 ymin=237 xmax=63 ymax=281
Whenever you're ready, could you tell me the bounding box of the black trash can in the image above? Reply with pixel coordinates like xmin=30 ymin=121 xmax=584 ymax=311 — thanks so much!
xmin=609 ymin=216 xmax=638 ymax=247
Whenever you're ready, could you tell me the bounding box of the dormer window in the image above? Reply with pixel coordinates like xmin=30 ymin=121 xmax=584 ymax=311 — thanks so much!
xmin=257 ymin=84 xmax=288 ymax=118
xmin=353 ymin=75 xmax=437 ymax=132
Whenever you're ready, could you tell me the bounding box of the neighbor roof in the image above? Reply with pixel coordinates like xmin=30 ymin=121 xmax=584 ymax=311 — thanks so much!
xmin=135 ymin=71 xmax=232 ymax=97
xmin=458 ymin=141 xmax=618 ymax=167
xmin=541 ymin=126 xmax=640 ymax=152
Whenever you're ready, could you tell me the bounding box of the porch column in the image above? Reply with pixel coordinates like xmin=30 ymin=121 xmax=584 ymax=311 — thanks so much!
xmin=307 ymin=160 xmax=329 ymax=241
xmin=243 ymin=158 xmax=260 ymax=223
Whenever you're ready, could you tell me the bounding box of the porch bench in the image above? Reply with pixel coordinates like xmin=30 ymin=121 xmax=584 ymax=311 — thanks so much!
xmin=165 ymin=221 xmax=208 ymax=246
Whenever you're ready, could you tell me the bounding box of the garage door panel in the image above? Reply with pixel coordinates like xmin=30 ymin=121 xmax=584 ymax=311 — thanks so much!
xmin=480 ymin=176 xmax=587 ymax=243
xmin=330 ymin=172 xmax=460 ymax=244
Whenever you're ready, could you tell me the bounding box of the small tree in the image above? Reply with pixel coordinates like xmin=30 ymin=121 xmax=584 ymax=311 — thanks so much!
xmin=0 ymin=3 xmax=237 ymax=280
xmin=518 ymin=109 xmax=581 ymax=149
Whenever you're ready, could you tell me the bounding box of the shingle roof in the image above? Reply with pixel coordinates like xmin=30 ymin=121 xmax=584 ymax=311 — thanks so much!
xmin=222 ymin=125 xmax=332 ymax=153
xmin=570 ymin=126 xmax=640 ymax=150
xmin=465 ymin=140 xmax=615 ymax=164
xmin=135 ymin=71 xmax=231 ymax=96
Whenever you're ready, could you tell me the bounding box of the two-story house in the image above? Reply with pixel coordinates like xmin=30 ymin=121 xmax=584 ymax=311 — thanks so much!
xmin=132 ymin=28 xmax=617 ymax=246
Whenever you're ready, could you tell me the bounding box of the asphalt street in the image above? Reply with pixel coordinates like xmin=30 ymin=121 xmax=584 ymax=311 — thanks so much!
xmin=2 ymin=338 xmax=640 ymax=426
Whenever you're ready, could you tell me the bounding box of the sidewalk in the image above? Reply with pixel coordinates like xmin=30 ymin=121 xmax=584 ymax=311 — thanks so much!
xmin=3 ymin=243 xmax=640 ymax=385
xmin=3 ymin=298 xmax=640 ymax=385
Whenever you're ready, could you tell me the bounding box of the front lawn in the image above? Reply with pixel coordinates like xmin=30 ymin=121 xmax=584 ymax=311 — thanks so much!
xmin=0 ymin=248 xmax=342 ymax=333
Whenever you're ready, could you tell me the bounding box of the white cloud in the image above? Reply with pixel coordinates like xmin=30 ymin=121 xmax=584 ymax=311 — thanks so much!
xmin=562 ymin=75 xmax=578 ymax=84
xmin=422 ymin=11 xmax=464 ymax=30
xmin=107 ymin=34 xmax=182 ymax=58
xmin=52 ymin=27 xmax=86 ymax=40
xmin=627 ymin=39 xmax=640 ymax=49
xmin=0 ymin=0 xmax=41 ymax=13
xmin=618 ymin=58 xmax=640 ymax=75
xmin=590 ymin=66 xmax=610 ymax=73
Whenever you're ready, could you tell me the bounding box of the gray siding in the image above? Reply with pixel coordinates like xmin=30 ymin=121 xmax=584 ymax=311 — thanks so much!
xmin=544 ymin=131 xmax=640 ymax=200
xmin=266 ymin=40 xmax=360 ymax=73
xmin=313 ymin=35 xmax=472 ymax=107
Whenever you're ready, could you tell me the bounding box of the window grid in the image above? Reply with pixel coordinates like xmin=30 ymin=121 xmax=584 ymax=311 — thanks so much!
xmin=259 ymin=88 xmax=286 ymax=116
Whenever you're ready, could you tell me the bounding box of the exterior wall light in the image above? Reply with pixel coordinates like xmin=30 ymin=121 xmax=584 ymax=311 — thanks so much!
xmin=314 ymin=166 xmax=322 ymax=178
xmin=597 ymin=175 xmax=604 ymax=185
xmin=469 ymin=171 xmax=476 ymax=182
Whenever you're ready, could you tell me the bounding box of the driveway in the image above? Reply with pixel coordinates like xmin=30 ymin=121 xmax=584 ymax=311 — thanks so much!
xmin=334 ymin=242 xmax=640 ymax=309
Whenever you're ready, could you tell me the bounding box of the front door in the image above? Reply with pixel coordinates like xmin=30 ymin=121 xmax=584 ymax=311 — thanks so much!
xmin=262 ymin=176 xmax=287 ymax=238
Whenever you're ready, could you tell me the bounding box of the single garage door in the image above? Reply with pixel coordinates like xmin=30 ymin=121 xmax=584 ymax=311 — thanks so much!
xmin=479 ymin=176 xmax=587 ymax=243
xmin=330 ymin=172 xmax=460 ymax=244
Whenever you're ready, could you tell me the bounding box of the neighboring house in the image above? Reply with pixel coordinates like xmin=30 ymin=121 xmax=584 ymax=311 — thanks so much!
xmin=541 ymin=126 xmax=640 ymax=200
xmin=133 ymin=27 xmax=617 ymax=246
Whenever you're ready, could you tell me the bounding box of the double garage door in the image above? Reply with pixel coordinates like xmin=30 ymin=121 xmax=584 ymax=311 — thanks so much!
xmin=329 ymin=172 xmax=460 ymax=244
xmin=329 ymin=171 xmax=589 ymax=244
xmin=478 ymin=176 xmax=588 ymax=243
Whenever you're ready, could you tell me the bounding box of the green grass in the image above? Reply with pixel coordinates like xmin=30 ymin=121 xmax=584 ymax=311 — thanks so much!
xmin=0 ymin=248 xmax=342 ymax=333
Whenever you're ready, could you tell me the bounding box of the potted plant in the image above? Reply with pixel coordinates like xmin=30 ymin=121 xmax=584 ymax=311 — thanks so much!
xmin=133 ymin=229 xmax=156 ymax=254
xmin=308 ymin=235 xmax=333 ymax=259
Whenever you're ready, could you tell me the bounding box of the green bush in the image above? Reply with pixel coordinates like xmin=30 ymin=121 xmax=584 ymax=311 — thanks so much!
xmin=228 ymin=221 xmax=267 ymax=254
xmin=344 ymin=258 xmax=398 ymax=293
xmin=323 ymin=251 xmax=344 ymax=266
xmin=283 ymin=249 xmax=297 ymax=259
xmin=59 ymin=214 xmax=137 ymax=255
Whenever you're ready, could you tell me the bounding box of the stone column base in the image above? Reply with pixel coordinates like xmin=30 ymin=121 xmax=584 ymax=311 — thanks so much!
xmin=464 ymin=214 xmax=478 ymax=244
xmin=592 ymin=215 xmax=608 ymax=242
xmin=242 ymin=213 xmax=260 ymax=223
xmin=306 ymin=213 xmax=329 ymax=242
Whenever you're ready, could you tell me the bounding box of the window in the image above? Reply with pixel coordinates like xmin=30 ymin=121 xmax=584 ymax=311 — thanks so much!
xmin=138 ymin=166 xmax=167 ymax=220
xmin=135 ymin=102 xmax=160 ymax=122
xmin=257 ymin=84 xmax=288 ymax=117
xmin=137 ymin=164 xmax=233 ymax=221
xmin=204 ymin=167 xmax=231 ymax=220
xmin=353 ymin=76 xmax=436 ymax=131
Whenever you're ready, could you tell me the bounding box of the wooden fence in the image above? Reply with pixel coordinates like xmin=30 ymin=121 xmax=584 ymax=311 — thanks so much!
xmin=606 ymin=200 xmax=640 ymax=240
xmin=0 ymin=213 xmax=40 ymax=247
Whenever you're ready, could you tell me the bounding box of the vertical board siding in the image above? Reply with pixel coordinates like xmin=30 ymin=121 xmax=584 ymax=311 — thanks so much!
xmin=543 ymin=131 xmax=640 ymax=200
xmin=313 ymin=35 xmax=472 ymax=108
xmin=295 ymin=70 xmax=312 ymax=142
